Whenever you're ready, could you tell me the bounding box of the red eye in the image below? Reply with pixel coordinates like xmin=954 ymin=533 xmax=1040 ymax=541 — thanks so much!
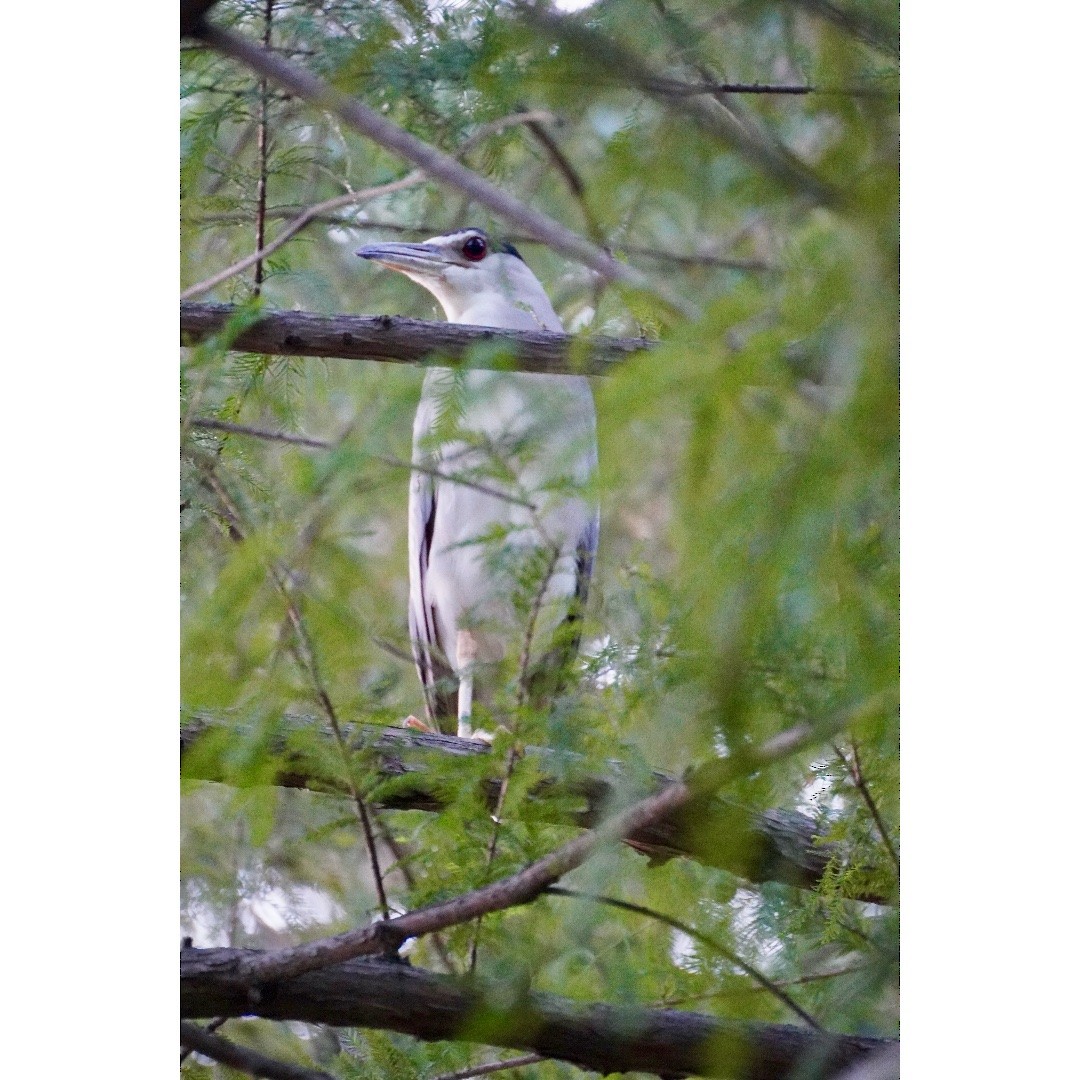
xmin=462 ymin=235 xmax=487 ymax=261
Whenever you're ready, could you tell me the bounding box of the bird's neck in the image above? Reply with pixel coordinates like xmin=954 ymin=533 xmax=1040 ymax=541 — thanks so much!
xmin=436 ymin=275 xmax=563 ymax=333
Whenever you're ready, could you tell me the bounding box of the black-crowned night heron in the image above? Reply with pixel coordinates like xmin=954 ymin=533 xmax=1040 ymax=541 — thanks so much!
xmin=357 ymin=228 xmax=598 ymax=739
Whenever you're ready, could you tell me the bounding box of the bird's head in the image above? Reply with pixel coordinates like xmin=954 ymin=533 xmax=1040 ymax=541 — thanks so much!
xmin=357 ymin=228 xmax=562 ymax=331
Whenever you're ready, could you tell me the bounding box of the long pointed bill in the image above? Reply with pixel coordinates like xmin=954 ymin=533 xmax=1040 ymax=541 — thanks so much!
xmin=356 ymin=242 xmax=451 ymax=275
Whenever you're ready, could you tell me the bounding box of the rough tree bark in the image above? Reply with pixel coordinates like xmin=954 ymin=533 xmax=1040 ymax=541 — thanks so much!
xmin=181 ymin=302 xmax=650 ymax=376
xmin=181 ymin=718 xmax=882 ymax=901
xmin=181 ymin=947 xmax=894 ymax=1080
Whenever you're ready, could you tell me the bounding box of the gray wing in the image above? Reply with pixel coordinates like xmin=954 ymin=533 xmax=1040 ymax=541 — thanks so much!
xmin=408 ymin=399 xmax=457 ymax=731
xmin=568 ymin=507 xmax=600 ymax=646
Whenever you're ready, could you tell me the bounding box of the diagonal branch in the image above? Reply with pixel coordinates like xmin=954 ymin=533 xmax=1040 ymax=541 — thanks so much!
xmin=196 ymin=714 xmax=848 ymax=987
xmin=180 ymin=1020 xmax=333 ymax=1080
xmin=187 ymin=417 xmax=539 ymax=509
xmin=181 ymin=948 xmax=896 ymax=1080
xmin=834 ymin=741 xmax=899 ymax=876
xmin=180 ymin=302 xmax=651 ymax=376
xmin=429 ymin=1055 xmax=546 ymax=1080
xmin=182 ymin=109 xmax=561 ymax=301
xmin=192 ymin=18 xmax=652 ymax=293
xmin=181 ymin=174 xmax=424 ymax=300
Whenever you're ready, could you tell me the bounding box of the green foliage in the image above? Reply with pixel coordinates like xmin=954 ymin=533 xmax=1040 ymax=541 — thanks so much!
xmin=182 ymin=2 xmax=898 ymax=1076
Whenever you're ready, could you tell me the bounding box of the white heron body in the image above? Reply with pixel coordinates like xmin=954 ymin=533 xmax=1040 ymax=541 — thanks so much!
xmin=358 ymin=229 xmax=598 ymax=736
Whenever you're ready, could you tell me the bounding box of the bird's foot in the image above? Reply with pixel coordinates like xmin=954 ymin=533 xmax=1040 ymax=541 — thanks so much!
xmin=457 ymin=723 xmax=495 ymax=744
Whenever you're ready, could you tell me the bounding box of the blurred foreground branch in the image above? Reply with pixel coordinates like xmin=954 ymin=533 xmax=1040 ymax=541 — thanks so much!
xmin=181 ymin=717 xmax=889 ymax=904
xmin=180 ymin=302 xmax=651 ymax=375
xmin=181 ymin=947 xmax=895 ymax=1080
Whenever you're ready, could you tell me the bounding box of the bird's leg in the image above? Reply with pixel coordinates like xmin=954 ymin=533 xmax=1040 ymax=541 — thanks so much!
xmin=456 ymin=629 xmax=479 ymax=739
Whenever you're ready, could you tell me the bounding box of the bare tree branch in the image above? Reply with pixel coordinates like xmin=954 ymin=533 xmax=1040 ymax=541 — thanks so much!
xmin=180 ymin=303 xmax=651 ymax=376
xmin=180 ymin=1020 xmax=333 ymax=1080
xmin=190 ymin=417 xmax=332 ymax=450
xmin=181 ymin=948 xmax=895 ymax=1080
xmin=181 ymin=715 xmax=887 ymax=902
xmin=429 ymin=1055 xmax=545 ymax=1080
xmin=187 ymin=417 xmax=540 ymax=509
xmin=180 ymin=1015 xmax=228 ymax=1064
xmin=189 ymin=714 xmax=851 ymax=987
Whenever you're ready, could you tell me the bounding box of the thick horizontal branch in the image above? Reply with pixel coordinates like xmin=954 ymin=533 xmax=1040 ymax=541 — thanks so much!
xmin=182 ymin=718 xmax=885 ymax=903
xmin=181 ymin=302 xmax=650 ymax=375
xmin=181 ymin=947 xmax=894 ymax=1080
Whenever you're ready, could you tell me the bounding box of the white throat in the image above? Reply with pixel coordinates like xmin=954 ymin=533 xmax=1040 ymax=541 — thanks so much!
xmin=411 ymin=257 xmax=564 ymax=332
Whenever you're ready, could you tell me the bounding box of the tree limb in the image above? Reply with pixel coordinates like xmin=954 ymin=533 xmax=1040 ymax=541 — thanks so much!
xmin=180 ymin=1020 xmax=333 ymax=1080
xmin=180 ymin=302 xmax=651 ymax=376
xmin=188 ymin=715 xmax=855 ymax=987
xmin=181 ymin=948 xmax=895 ymax=1080
xmin=191 ymin=18 xmax=654 ymax=294
xmin=429 ymin=1054 xmax=545 ymax=1080
xmin=181 ymin=717 xmax=881 ymax=900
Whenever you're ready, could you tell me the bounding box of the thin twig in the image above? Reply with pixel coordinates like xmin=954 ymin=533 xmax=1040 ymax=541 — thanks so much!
xmin=524 ymin=119 xmax=603 ymax=247
xmin=428 ymin=1055 xmax=546 ymax=1080
xmin=190 ymin=449 xmax=392 ymax=921
xmin=182 ymin=109 xmax=561 ymax=302
xmin=544 ymin=886 xmax=824 ymax=1030
xmin=468 ymin=545 xmax=562 ymax=971
xmin=191 ymin=416 xmax=331 ymax=449
xmin=252 ymin=0 xmax=274 ymax=294
xmin=181 ymin=173 xmax=424 ymax=299
xmin=188 ymin=417 xmax=539 ymax=509
xmin=657 ymin=962 xmax=869 ymax=1006
xmin=285 ymin=597 xmax=392 ymax=922
xmin=376 ymin=819 xmax=459 ymax=975
xmin=180 ymin=1020 xmax=334 ymax=1080
xmin=834 ymin=742 xmax=900 ymax=876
